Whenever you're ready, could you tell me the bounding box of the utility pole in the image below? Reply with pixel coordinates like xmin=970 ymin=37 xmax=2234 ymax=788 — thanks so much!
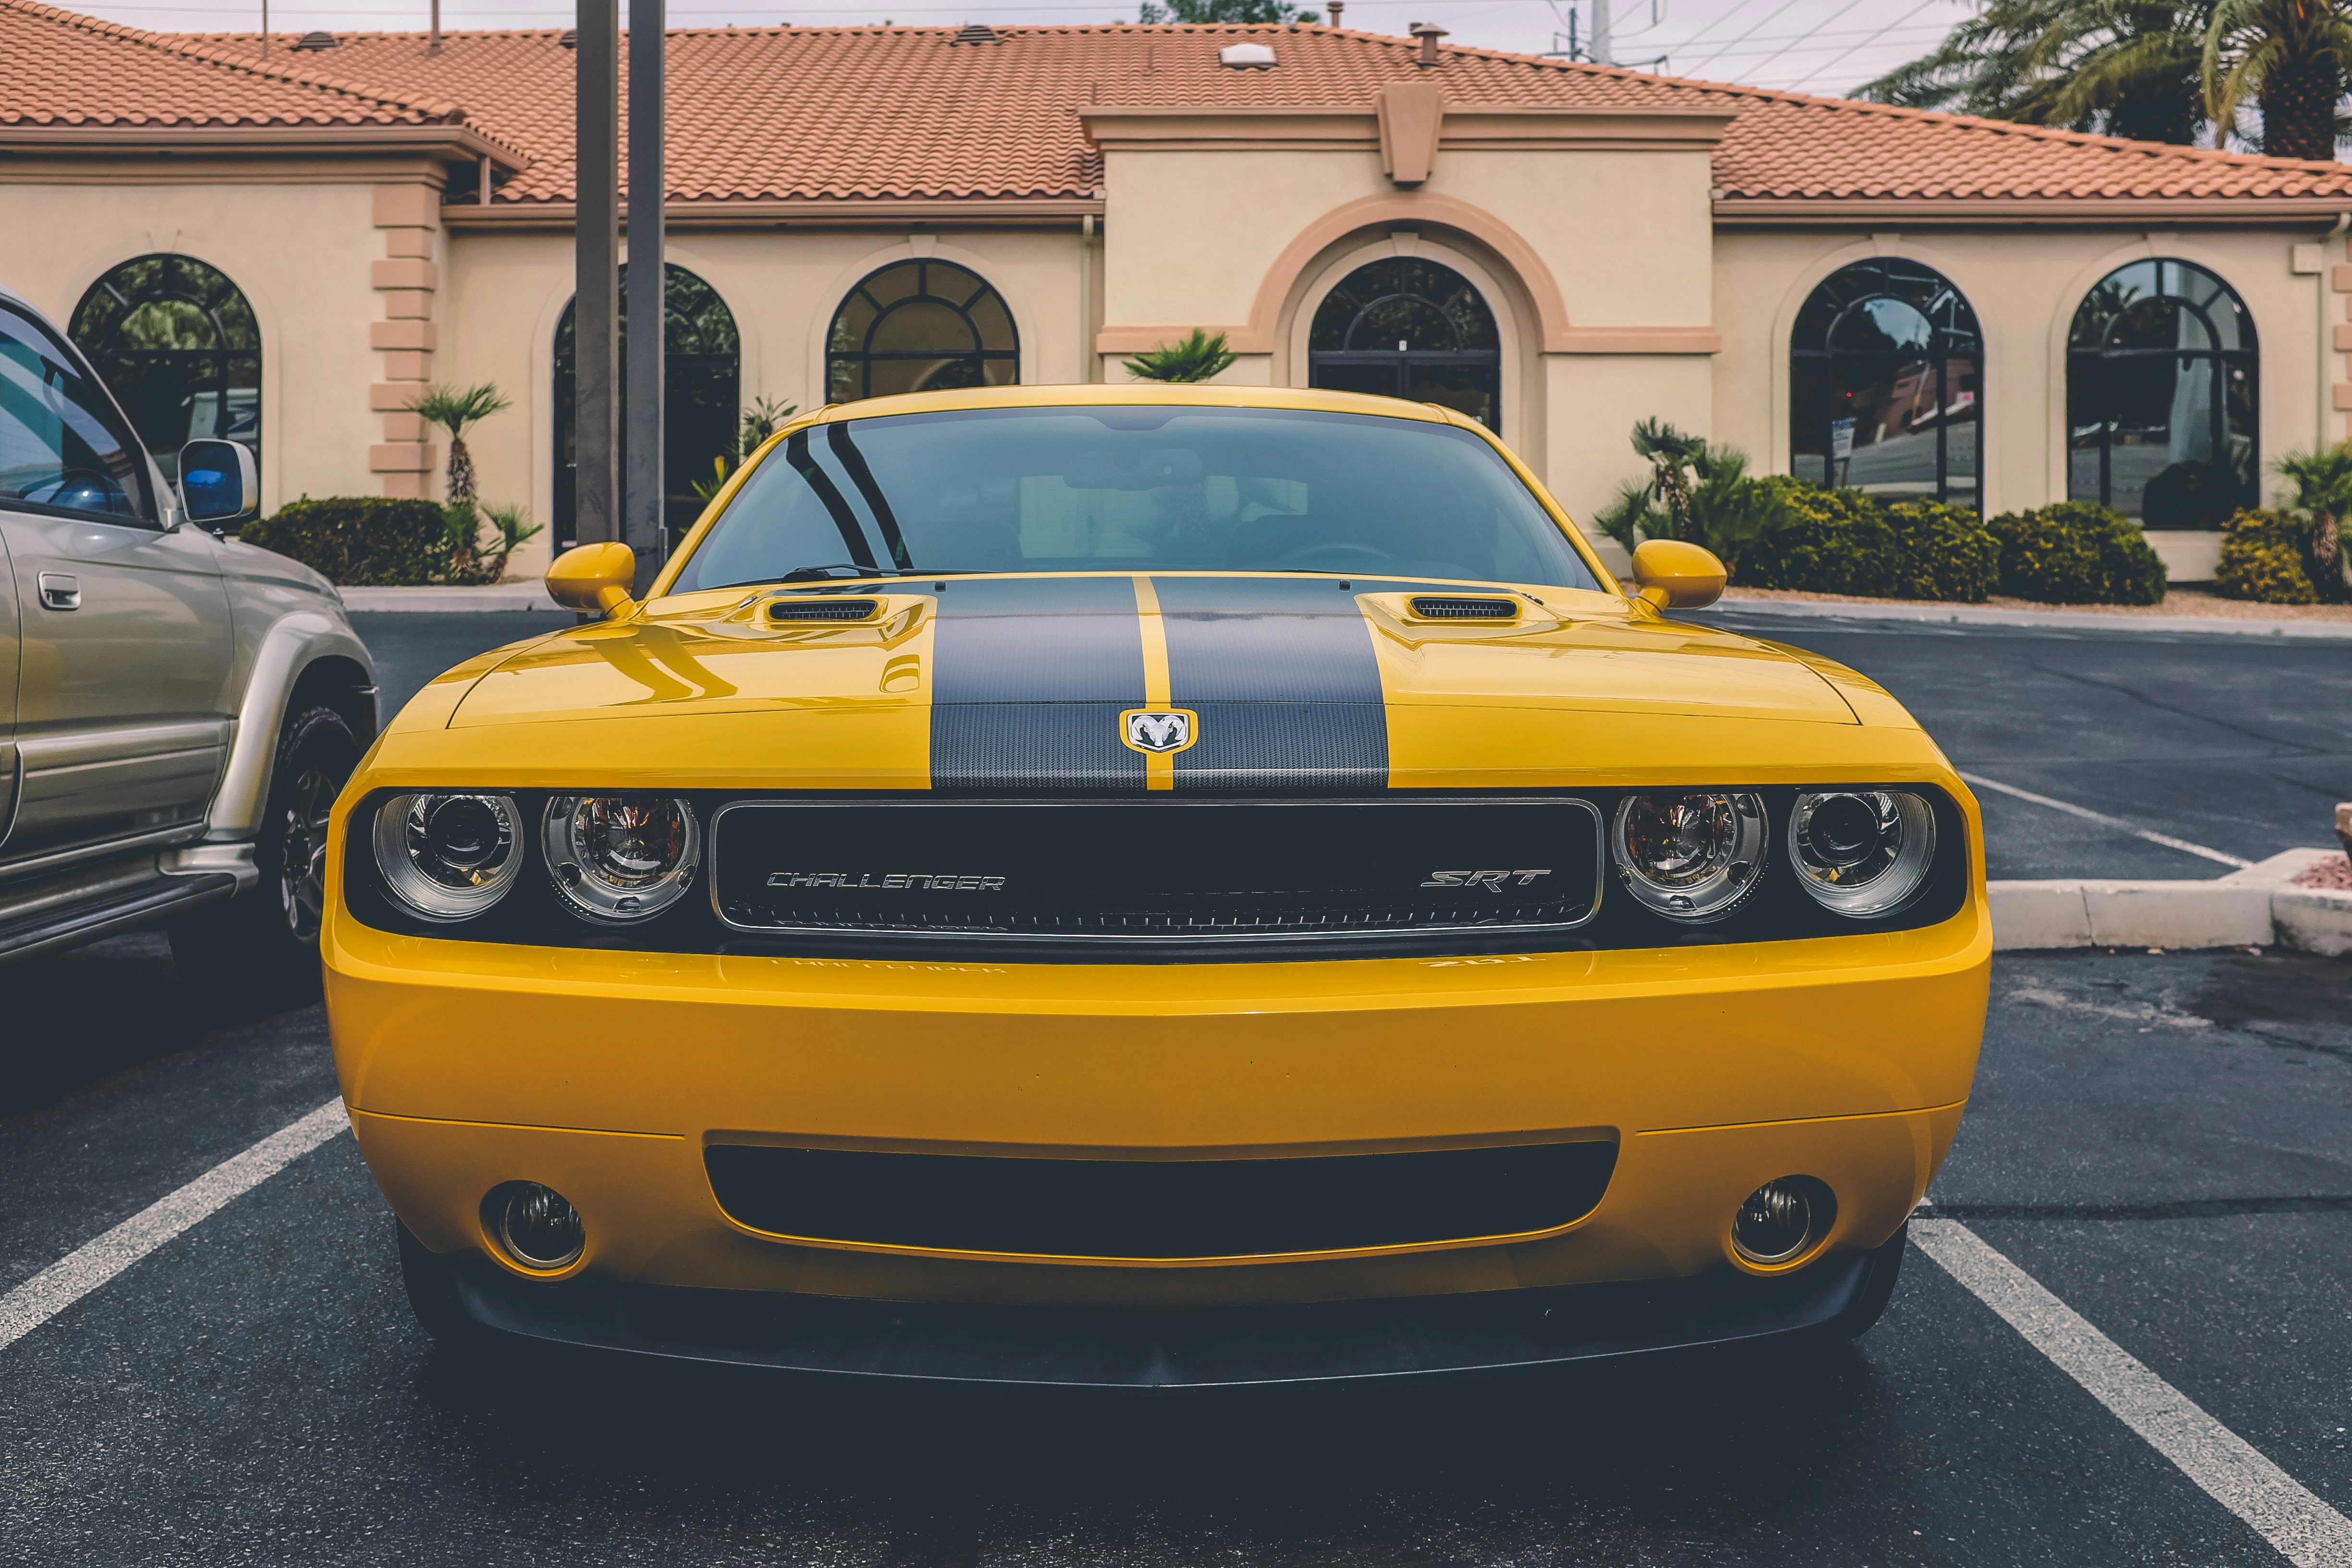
xmin=429 ymin=0 xmax=441 ymax=53
xmin=625 ymin=0 xmax=666 ymax=590
xmin=573 ymin=0 xmax=621 ymax=549
xmin=1591 ymin=0 xmax=1612 ymax=65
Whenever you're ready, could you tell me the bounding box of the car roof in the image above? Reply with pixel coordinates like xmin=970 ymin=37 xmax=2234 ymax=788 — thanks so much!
xmin=803 ymin=382 xmax=1466 ymax=426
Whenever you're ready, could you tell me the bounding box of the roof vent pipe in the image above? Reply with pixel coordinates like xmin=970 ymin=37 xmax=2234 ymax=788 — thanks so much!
xmin=1410 ymin=21 xmax=1446 ymax=65
xmin=1326 ymin=0 xmax=1343 ymax=24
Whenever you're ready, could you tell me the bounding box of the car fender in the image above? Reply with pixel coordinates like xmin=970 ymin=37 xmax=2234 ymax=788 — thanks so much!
xmin=204 ymin=609 xmax=377 ymax=841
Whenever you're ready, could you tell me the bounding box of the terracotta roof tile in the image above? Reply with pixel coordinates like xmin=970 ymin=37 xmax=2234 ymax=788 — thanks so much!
xmin=0 ymin=0 xmax=464 ymax=129
xmin=20 ymin=6 xmax=2352 ymax=207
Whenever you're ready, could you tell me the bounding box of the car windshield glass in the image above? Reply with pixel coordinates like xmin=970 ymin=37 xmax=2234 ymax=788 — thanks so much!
xmin=670 ymin=405 xmax=1602 ymax=593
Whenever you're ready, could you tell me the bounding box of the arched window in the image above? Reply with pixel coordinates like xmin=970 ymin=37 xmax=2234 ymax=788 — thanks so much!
xmin=1307 ymin=258 xmax=1501 ymax=432
xmin=69 ymin=255 xmax=259 ymax=483
xmin=2067 ymin=260 xmax=2255 ymax=527
xmin=827 ymin=260 xmax=1017 ymax=403
xmin=556 ymin=263 xmax=741 ymax=541
xmin=1791 ymin=259 xmax=1982 ymax=511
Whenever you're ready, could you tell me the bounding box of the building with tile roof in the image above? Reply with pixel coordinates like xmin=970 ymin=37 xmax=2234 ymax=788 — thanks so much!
xmin=5 ymin=0 xmax=2350 ymax=581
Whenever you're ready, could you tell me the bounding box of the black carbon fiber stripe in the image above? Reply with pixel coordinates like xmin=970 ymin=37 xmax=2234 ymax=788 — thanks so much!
xmin=929 ymin=576 xmax=1145 ymax=792
xmin=1151 ymin=575 xmax=1391 ymax=794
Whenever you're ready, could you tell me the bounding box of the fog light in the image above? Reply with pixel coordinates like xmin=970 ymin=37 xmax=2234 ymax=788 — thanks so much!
xmin=492 ymin=1183 xmax=584 ymax=1270
xmin=1732 ymin=1176 xmax=1833 ymax=1265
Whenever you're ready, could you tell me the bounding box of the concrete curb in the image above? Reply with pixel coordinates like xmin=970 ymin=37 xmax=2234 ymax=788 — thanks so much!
xmin=1699 ymin=597 xmax=2352 ymax=640
xmin=1990 ymin=849 xmax=2352 ymax=954
xmin=338 ymin=585 xmax=564 ymax=612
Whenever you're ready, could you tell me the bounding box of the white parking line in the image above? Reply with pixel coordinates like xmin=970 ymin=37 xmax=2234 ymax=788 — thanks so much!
xmin=0 ymin=1097 xmax=349 ymax=1353
xmin=1957 ymin=771 xmax=2254 ymax=869
xmin=1912 ymin=1217 xmax=2352 ymax=1567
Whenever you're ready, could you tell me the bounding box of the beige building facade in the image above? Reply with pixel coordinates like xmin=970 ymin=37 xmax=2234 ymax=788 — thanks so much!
xmin=8 ymin=14 xmax=2352 ymax=583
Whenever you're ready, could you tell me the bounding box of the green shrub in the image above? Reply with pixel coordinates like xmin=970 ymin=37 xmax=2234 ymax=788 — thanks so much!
xmin=1984 ymin=501 xmax=2166 ymax=604
xmin=1732 ymin=478 xmax=1900 ymax=597
xmin=240 ymin=496 xmax=539 ymax=586
xmin=1884 ymin=497 xmax=2001 ymax=603
xmin=240 ymin=496 xmax=454 ymax=586
xmin=2214 ymin=508 xmax=2319 ymax=603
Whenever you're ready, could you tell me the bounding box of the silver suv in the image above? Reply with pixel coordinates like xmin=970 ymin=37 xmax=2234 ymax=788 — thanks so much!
xmin=1 ymin=287 xmax=374 ymax=986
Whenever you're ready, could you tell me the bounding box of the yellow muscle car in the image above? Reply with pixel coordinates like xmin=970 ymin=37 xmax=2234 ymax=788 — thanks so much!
xmin=323 ymin=384 xmax=1987 ymax=1387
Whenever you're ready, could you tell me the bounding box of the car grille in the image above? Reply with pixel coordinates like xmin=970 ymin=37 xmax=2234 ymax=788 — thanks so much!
xmin=709 ymin=797 xmax=1602 ymax=953
xmin=703 ymin=1140 xmax=1620 ymax=1259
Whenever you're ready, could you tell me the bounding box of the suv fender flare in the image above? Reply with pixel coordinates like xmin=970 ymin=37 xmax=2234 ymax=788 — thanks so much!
xmin=204 ymin=611 xmax=376 ymax=841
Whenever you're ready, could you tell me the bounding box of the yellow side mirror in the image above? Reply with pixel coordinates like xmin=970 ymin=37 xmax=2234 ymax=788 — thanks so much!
xmin=545 ymin=541 xmax=639 ymax=618
xmin=1629 ymin=539 xmax=1727 ymax=612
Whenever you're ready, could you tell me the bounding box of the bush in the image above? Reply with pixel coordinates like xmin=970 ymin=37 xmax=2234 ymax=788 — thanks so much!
xmin=1733 ymin=478 xmax=1900 ymax=597
xmin=2214 ymin=508 xmax=2319 ymax=603
xmin=240 ymin=496 xmax=537 ymax=586
xmin=240 ymin=497 xmax=453 ymax=586
xmin=1984 ymin=501 xmax=2167 ymax=604
xmin=1885 ymin=497 xmax=2001 ymax=603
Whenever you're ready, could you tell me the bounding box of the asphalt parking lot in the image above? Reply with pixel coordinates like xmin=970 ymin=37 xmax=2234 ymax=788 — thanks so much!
xmin=3 ymin=609 xmax=2349 ymax=1566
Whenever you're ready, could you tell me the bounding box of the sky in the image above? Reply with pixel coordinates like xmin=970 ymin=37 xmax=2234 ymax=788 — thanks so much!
xmin=66 ymin=0 xmax=1972 ymax=100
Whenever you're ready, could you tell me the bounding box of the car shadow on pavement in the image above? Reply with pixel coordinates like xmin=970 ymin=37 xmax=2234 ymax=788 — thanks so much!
xmin=0 ymin=933 xmax=323 ymax=1126
xmin=405 ymin=1333 xmax=1887 ymax=1557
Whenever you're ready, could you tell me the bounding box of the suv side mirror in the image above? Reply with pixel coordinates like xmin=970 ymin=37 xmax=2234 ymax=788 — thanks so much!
xmin=178 ymin=439 xmax=258 ymax=527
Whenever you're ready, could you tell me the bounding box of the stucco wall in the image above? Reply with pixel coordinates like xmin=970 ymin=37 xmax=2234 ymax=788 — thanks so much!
xmin=1713 ymin=226 xmax=2331 ymax=519
xmin=438 ymin=225 xmax=1093 ymax=577
xmin=0 ymin=182 xmax=392 ymax=515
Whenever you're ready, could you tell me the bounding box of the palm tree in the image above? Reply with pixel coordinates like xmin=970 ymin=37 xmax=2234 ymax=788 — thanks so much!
xmin=1122 ymin=330 xmax=1238 ymax=383
xmin=2273 ymin=441 xmax=2352 ymax=597
xmin=2202 ymin=0 xmax=2352 ymax=159
xmin=404 ymin=382 xmax=513 ymax=506
xmin=1858 ymin=0 xmax=2211 ymax=146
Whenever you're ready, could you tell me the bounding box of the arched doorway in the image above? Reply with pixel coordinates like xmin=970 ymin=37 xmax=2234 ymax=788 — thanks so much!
xmin=555 ymin=263 xmax=740 ymax=543
xmin=826 ymin=259 xmax=1018 ymax=402
xmin=69 ymin=255 xmax=260 ymax=483
xmin=2067 ymin=259 xmax=2256 ymax=527
xmin=1307 ymin=258 xmax=1501 ymax=432
xmin=1790 ymin=258 xmax=1982 ymax=510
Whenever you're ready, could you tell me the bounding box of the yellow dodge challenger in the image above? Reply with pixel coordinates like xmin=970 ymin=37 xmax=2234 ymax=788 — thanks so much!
xmin=323 ymin=384 xmax=1987 ymax=1386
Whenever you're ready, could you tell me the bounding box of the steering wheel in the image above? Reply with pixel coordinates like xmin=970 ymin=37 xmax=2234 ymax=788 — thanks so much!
xmin=1269 ymin=542 xmax=1398 ymax=572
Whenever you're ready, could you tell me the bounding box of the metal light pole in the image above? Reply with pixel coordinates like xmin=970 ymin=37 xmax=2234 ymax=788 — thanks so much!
xmin=573 ymin=0 xmax=622 ymax=549
xmin=1591 ymin=0 xmax=1612 ymax=65
xmin=624 ymin=0 xmax=666 ymax=589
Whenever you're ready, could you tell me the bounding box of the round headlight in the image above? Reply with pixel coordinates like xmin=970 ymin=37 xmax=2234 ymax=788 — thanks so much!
xmin=1788 ymin=790 xmax=1937 ymax=917
xmin=542 ymin=795 xmax=701 ymax=923
xmin=1611 ymin=791 xmax=1767 ymax=923
xmin=372 ymin=793 xmax=524 ymax=921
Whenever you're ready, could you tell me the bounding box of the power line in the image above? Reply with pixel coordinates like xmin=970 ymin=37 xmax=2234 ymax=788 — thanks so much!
xmin=1672 ymin=0 xmax=1811 ymax=74
xmin=1785 ymin=0 xmax=1939 ymax=88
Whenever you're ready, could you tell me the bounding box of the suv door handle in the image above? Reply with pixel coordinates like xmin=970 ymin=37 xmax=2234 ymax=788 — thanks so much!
xmin=37 ymin=572 xmax=80 ymax=611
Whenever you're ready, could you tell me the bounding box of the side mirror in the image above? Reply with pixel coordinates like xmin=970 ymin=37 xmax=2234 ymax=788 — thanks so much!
xmin=177 ymin=439 xmax=258 ymax=527
xmin=545 ymin=541 xmax=640 ymax=618
xmin=1629 ymin=539 xmax=1727 ymax=612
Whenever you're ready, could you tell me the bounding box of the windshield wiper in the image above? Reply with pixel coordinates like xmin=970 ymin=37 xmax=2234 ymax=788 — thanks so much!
xmin=706 ymin=566 xmax=990 ymax=591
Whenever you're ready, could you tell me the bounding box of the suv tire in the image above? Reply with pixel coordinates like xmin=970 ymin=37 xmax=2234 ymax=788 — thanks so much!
xmin=171 ymin=702 xmax=359 ymax=1001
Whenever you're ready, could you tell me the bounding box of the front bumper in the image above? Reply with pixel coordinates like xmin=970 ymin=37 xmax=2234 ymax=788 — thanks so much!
xmin=424 ymin=1223 xmax=1910 ymax=1388
xmin=328 ymin=901 xmax=1985 ymax=1310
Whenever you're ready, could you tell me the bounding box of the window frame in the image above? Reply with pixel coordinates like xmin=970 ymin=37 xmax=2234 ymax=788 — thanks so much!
xmin=825 ymin=260 xmax=1019 ymax=404
xmin=1788 ymin=258 xmax=1984 ymax=514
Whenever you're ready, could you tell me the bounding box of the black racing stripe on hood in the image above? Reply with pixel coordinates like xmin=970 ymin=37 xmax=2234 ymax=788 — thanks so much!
xmin=1152 ymin=576 xmax=1390 ymax=794
xmin=930 ymin=576 xmax=1145 ymax=792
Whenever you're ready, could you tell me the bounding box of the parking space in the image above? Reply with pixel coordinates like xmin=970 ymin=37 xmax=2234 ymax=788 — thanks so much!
xmin=5 ymin=611 xmax=2350 ymax=1565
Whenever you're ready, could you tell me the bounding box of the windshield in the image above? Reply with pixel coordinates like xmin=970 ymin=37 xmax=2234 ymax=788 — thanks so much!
xmin=670 ymin=405 xmax=1603 ymax=593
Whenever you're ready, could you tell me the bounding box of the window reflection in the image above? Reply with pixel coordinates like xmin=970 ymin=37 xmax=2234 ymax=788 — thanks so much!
xmin=1307 ymin=258 xmax=1502 ymax=433
xmin=1790 ymin=259 xmax=1982 ymax=512
xmin=827 ymin=261 xmax=1018 ymax=403
xmin=2067 ymin=259 xmax=2256 ymax=527
xmin=69 ymin=255 xmax=259 ymax=484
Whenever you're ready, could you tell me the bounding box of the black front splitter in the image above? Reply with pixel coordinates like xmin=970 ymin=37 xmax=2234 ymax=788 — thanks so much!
xmin=430 ymin=1226 xmax=1907 ymax=1390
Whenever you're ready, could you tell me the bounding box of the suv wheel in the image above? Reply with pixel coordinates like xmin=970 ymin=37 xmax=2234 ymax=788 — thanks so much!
xmin=171 ymin=702 xmax=361 ymax=1001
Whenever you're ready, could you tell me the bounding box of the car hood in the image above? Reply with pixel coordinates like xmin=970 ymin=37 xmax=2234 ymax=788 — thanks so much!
xmin=396 ymin=573 xmax=1934 ymax=789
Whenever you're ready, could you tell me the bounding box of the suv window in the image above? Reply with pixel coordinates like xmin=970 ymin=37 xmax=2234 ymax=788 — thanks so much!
xmin=0 ymin=302 xmax=151 ymax=524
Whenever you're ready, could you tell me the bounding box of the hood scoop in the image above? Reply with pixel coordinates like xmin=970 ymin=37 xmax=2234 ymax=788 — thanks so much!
xmin=1408 ymin=594 xmax=1520 ymax=622
xmin=768 ymin=597 xmax=883 ymax=624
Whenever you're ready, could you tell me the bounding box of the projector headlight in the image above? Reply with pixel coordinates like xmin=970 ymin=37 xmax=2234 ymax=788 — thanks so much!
xmin=1611 ymin=791 xmax=1767 ymax=923
xmin=542 ymin=795 xmax=701 ymax=923
xmin=1788 ymin=790 xmax=1938 ymax=917
xmin=372 ymin=793 xmax=525 ymax=921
